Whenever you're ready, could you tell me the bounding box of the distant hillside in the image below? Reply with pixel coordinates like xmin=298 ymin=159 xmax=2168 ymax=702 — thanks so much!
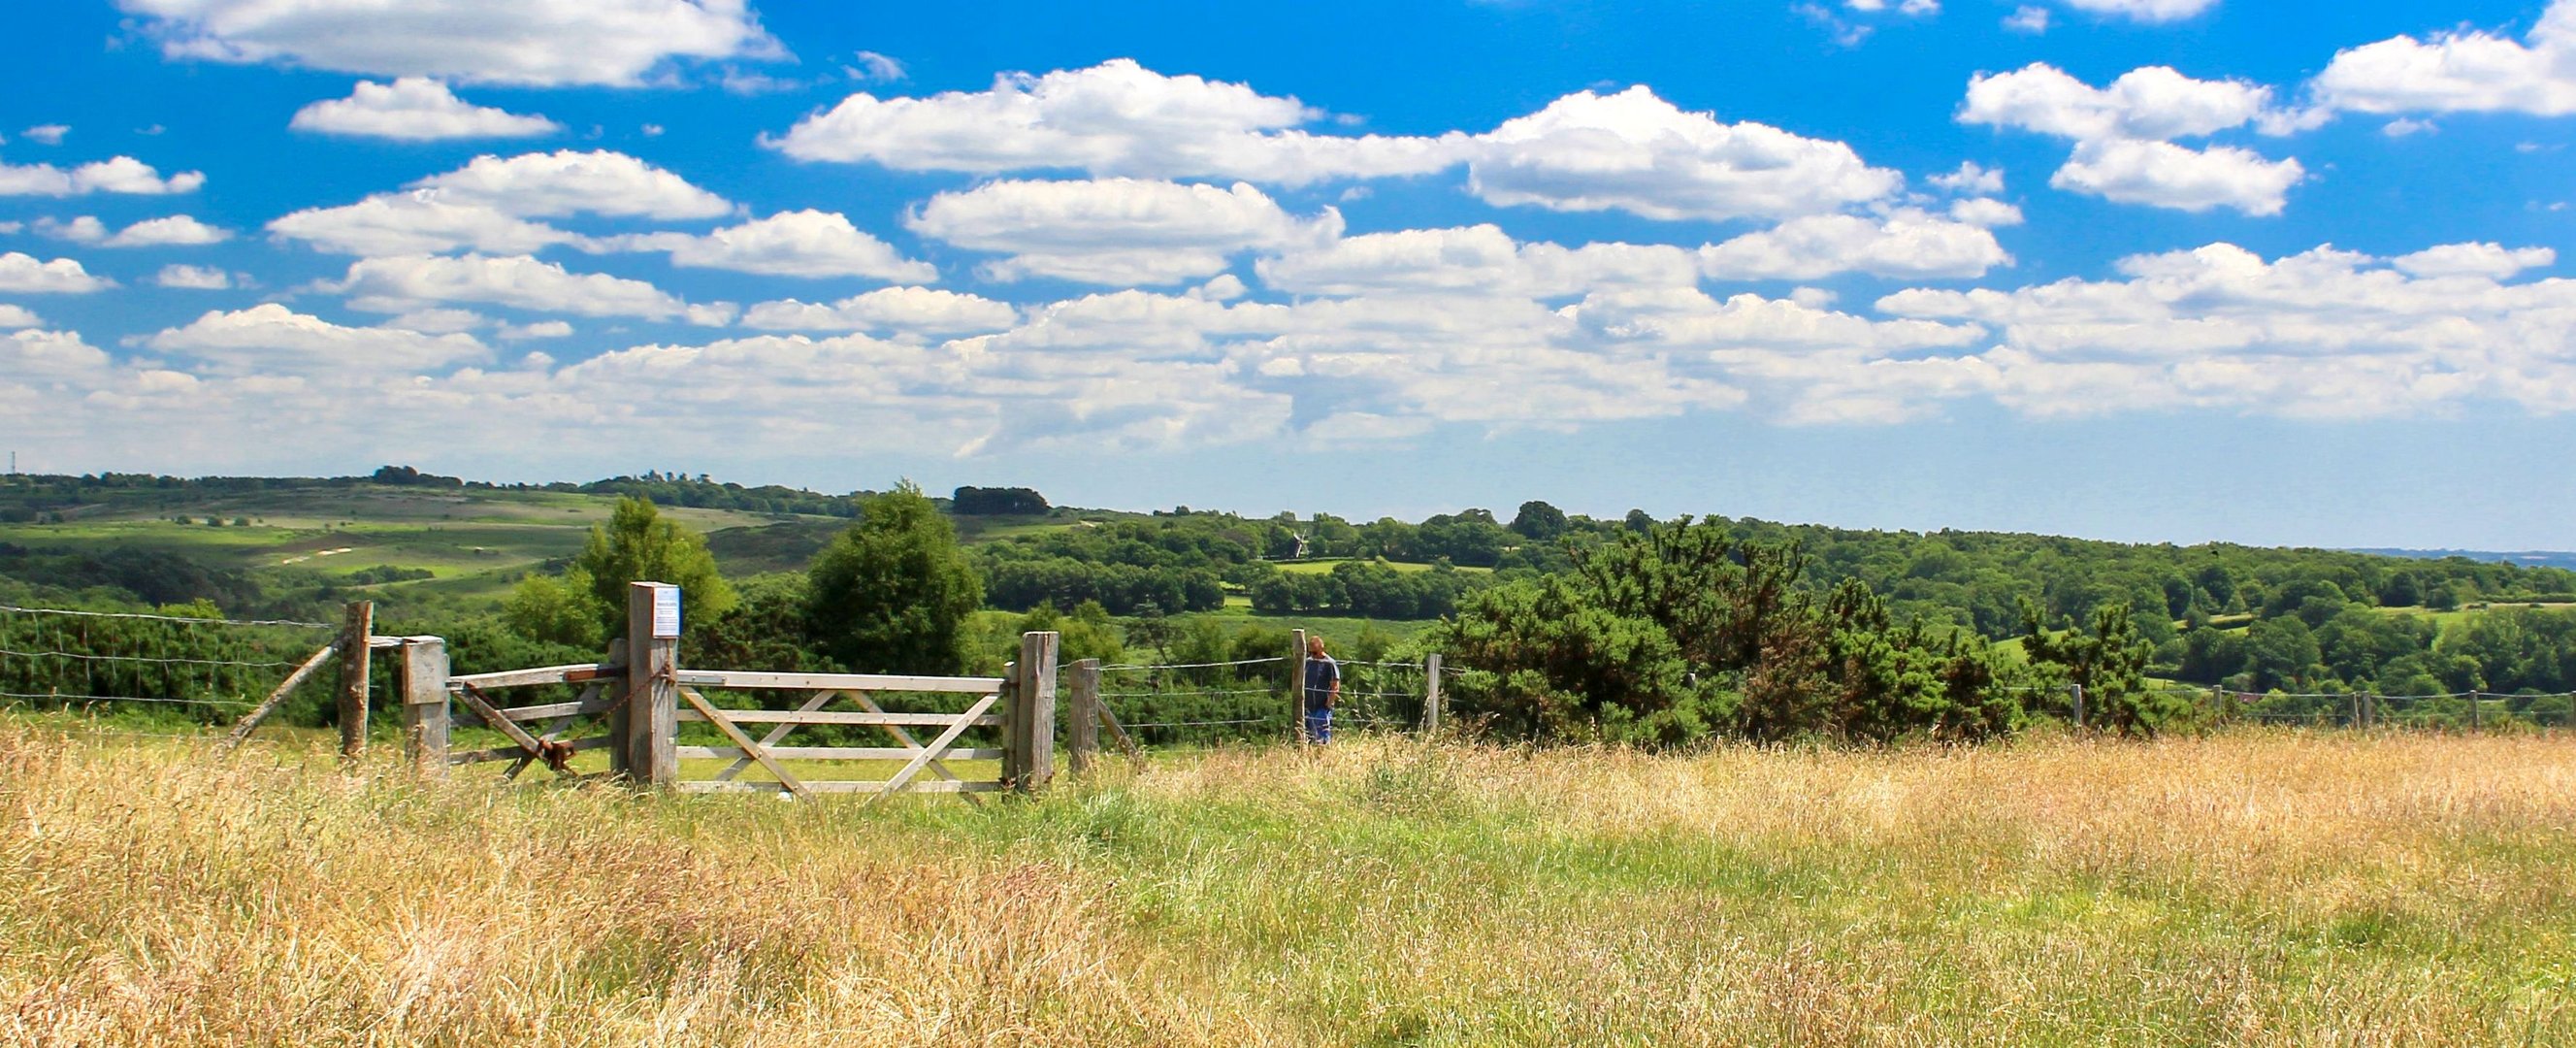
xmin=2351 ymin=549 xmax=2576 ymax=572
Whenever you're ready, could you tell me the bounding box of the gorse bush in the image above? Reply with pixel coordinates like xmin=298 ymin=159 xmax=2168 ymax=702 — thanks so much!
xmin=1431 ymin=518 xmax=2021 ymax=745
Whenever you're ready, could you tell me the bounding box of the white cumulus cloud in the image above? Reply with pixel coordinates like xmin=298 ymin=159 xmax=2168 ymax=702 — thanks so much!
xmin=1872 ymin=241 xmax=2576 ymax=418
xmin=153 ymin=264 xmax=233 ymax=289
xmin=142 ymin=303 xmax=493 ymax=375
xmin=0 ymin=253 xmax=114 ymax=293
xmin=2390 ymin=242 xmax=2556 ymax=278
xmin=908 ymin=179 xmax=1341 ymax=285
xmin=1961 ymin=63 xmax=2307 ymax=215
xmin=1697 ymin=211 xmax=2011 ymax=280
xmin=1929 ymin=161 xmax=2005 ymax=194
xmin=740 ymin=287 xmax=1018 ymax=336
xmin=1962 ymin=63 xmax=2280 ymax=142
xmin=2051 ymin=138 xmax=2304 ymax=215
xmin=1468 ymin=86 xmax=1902 ymax=221
xmin=2053 ymin=0 xmax=2218 ymax=23
xmin=2312 ymin=1 xmax=2576 ymax=116
xmin=0 ymin=305 xmax=43 ymax=329
xmin=612 ymin=210 xmax=936 ymax=280
xmin=35 ymin=216 xmax=109 ymax=244
xmin=774 ymin=60 xmax=1911 ymax=224
xmin=0 ymin=156 xmax=205 ymax=196
xmin=269 ymin=191 xmax=585 ymax=256
xmin=1255 ymin=225 xmax=1697 ymax=298
xmin=290 ymin=78 xmax=562 ymax=140
xmin=116 ymin=0 xmax=784 ymax=87
xmin=268 ymin=150 xmax=730 ymax=257
xmin=104 ymin=214 xmax=232 ymax=247
xmin=323 ymin=253 xmax=727 ymax=323
xmin=770 ymin=58 xmax=1464 ymax=186
xmin=409 ymin=148 xmax=732 ymax=219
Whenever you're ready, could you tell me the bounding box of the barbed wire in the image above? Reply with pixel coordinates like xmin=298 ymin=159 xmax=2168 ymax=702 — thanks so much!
xmin=1120 ymin=717 xmax=1274 ymax=729
xmin=1099 ymin=657 xmax=1286 ymax=671
xmin=0 ymin=646 xmax=300 ymax=670
xmin=1100 ymin=688 xmax=1279 ymax=699
xmin=12 ymin=721 xmax=222 ymax=740
xmin=0 ymin=604 xmax=335 ymax=630
xmin=1 ymin=690 xmax=255 ymax=708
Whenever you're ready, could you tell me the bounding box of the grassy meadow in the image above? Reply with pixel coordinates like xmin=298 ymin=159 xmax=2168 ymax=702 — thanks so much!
xmin=4 ymin=722 xmax=2572 ymax=1046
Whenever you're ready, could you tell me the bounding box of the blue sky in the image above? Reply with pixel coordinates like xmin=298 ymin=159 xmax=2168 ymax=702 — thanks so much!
xmin=5 ymin=1 xmax=2575 ymax=548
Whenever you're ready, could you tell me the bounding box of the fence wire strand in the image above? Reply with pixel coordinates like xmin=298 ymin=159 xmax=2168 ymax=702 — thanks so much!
xmin=0 ymin=604 xmax=335 ymax=630
xmin=0 ymin=646 xmax=299 ymax=669
xmin=0 ymin=690 xmax=255 ymax=708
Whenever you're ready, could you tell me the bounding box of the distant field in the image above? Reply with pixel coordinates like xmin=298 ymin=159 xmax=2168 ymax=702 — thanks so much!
xmin=1192 ymin=606 xmax=1434 ymax=646
xmin=8 ymin=724 xmax=2570 ymax=1044
xmin=0 ymin=486 xmax=1453 ymax=647
xmin=2374 ymin=602 xmax=2576 ymax=633
xmin=0 ymin=486 xmax=837 ymax=618
xmin=1275 ymin=557 xmax=1491 ymax=575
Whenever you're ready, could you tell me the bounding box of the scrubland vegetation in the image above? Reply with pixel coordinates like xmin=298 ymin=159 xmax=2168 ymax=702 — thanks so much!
xmin=5 ymin=722 xmax=2572 ymax=1046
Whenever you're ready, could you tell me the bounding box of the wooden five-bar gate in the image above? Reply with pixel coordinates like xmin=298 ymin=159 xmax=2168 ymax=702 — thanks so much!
xmin=399 ymin=582 xmax=1062 ymax=799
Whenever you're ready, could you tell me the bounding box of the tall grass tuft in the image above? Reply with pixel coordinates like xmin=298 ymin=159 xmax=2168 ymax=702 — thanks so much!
xmin=3 ymin=722 xmax=2572 ymax=1045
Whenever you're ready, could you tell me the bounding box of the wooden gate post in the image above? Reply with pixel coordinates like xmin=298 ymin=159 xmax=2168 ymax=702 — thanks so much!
xmin=399 ymin=637 xmax=450 ymax=774
xmin=2070 ymin=683 xmax=2085 ymax=731
xmin=1291 ymin=629 xmax=1310 ymax=743
xmin=1421 ymin=652 xmax=1443 ymax=734
xmin=1003 ymin=632 xmax=1060 ymax=792
xmin=613 ymin=582 xmax=680 ymax=787
xmin=336 ymin=600 xmax=374 ymax=763
xmin=1067 ymin=658 xmax=1101 ymax=777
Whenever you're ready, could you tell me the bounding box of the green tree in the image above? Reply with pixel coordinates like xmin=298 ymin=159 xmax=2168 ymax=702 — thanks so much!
xmin=571 ymin=496 xmax=736 ymax=637
xmin=1016 ymin=601 xmax=1124 ymax=668
xmin=500 ymin=571 xmax=603 ymax=649
xmin=1509 ymin=500 xmax=1570 ymax=541
xmin=1438 ymin=518 xmax=2018 ymax=745
xmin=692 ymin=572 xmax=833 ymax=672
xmin=1437 ymin=576 xmax=1711 ymax=744
xmin=2243 ymin=615 xmax=2322 ymax=691
xmin=806 ymin=481 xmax=984 ymax=673
xmin=2021 ymin=600 xmax=2175 ymax=735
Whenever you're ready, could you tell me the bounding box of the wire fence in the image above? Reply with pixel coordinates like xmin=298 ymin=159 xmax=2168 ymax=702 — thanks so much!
xmin=0 ymin=604 xmax=336 ymax=726
xmin=1089 ymin=652 xmax=1444 ymax=744
xmin=2019 ymin=683 xmax=2576 ymax=731
xmin=7 ymin=597 xmax=2568 ymax=749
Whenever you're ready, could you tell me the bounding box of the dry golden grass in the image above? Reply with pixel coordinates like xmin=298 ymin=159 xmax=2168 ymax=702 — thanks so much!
xmin=2 ymin=722 xmax=2571 ymax=1046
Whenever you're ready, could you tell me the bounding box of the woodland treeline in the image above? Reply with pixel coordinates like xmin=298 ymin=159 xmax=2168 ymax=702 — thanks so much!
xmin=5 ymin=473 xmax=2576 ymax=741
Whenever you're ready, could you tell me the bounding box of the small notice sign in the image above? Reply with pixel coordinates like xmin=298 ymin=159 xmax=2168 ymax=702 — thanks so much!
xmin=651 ymin=585 xmax=681 ymax=639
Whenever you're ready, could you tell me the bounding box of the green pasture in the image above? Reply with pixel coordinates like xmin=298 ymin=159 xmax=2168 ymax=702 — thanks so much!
xmin=1275 ymin=557 xmax=1490 ymax=575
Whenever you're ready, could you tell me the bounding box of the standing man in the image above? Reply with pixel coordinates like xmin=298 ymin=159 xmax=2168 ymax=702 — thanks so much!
xmin=1303 ymin=634 xmax=1340 ymax=744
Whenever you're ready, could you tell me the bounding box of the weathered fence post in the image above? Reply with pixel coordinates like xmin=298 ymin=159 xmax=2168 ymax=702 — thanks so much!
xmin=612 ymin=582 xmax=679 ymax=787
xmin=399 ymin=637 xmax=449 ymax=773
xmin=1003 ymin=632 xmax=1060 ymax=792
xmin=2469 ymin=690 xmax=2483 ymax=731
xmin=2070 ymin=683 xmax=2085 ymax=731
xmin=1291 ymin=628 xmax=1310 ymax=743
xmin=1068 ymin=658 xmax=1101 ymax=777
xmin=336 ymin=600 xmax=374 ymax=762
xmin=1421 ymin=652 xmax=1443 ymax=733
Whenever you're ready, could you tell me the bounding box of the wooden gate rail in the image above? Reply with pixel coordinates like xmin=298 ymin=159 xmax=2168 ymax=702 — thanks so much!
xmin=440 ymin=654 xmax=628 ymax=779
xmin=668 ymin=667 xmax=1017 ymax=800
xmin=387 ymin=583 xmax=1059 ymax=799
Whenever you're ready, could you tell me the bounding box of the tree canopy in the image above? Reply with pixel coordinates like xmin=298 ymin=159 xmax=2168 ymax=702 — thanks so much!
xmin=806 ymin=482 xmax=985 ymax=674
